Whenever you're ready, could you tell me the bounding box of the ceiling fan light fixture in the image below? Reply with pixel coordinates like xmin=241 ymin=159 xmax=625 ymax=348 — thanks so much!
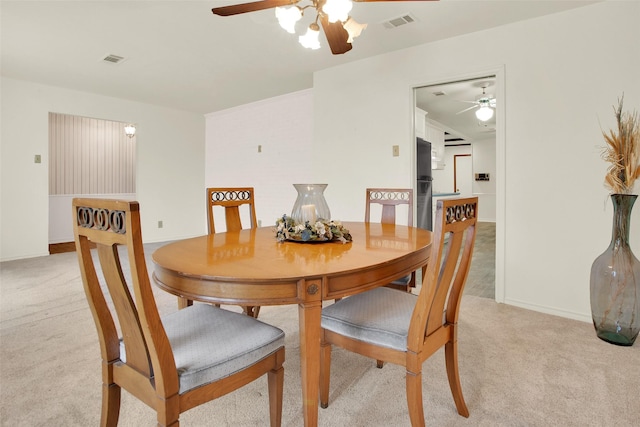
xmin=475 ymin=105 xmax=494 ymax=121
xmin=299 ymin=23 xmax=321 ymax=49
xmin=212 ymin=0 xmax=437 ymax=55
xmin=343 ymin=17 xmax=367 ymax=43
xmin=322 ymin=0 xmax=353 ymax=23
xmin=275 ymin=6 xmax=302 ymax=34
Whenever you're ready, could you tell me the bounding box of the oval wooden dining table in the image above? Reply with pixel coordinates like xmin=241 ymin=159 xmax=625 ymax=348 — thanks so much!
xmin=152 ymin=221 xmax=432 ymax=427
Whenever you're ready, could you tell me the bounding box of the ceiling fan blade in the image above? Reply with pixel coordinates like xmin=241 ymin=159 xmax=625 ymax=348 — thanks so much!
xmin=320 ymin=15 xmax=352 ymax=55
xmin=212 ymin=0 xmax=297 ymax=16
xmin=456 ymin=105 xmax=479 ymax=115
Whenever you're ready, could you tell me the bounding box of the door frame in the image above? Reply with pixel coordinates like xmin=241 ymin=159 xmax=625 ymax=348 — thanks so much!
xmin=411 ymin=65 xmax=505 ymax=303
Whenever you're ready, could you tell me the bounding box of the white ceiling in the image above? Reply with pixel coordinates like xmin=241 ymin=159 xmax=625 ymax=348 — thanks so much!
xmin=415 ymin=75 xmax=497 ymax=143
xmin=1 ymin=0 xmax=595 ymax=124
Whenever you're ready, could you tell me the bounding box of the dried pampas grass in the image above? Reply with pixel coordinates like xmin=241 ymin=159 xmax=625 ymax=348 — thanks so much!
xmin=601 ymin=95 xmax=640 ymax=194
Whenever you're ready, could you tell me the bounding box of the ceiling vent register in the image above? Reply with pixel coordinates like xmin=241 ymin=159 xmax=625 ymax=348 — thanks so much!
xmin=383 ymin=13 xmax=417 ymax=29
xmin=101 ymin=54 xmax=125 ymax=64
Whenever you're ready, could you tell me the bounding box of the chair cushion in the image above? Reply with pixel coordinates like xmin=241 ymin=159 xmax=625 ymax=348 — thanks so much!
xmin=121 ymin=304 xmax=284 ymax=394
xmin=390 ymin=274 xmax=412 ymax=286
xmin=321 ymin=287 xmax=417 ymax=351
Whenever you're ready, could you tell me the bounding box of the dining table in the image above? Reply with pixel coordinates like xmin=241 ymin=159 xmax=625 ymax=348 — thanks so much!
xmin=152 ymin=221 xmax=432 ymax=426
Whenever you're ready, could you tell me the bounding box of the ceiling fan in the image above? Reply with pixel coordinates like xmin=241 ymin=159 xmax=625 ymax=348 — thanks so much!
xmin=456 ymin=85 xmax=496 ymax=121
xmin=211 ymin=0 xmax=438 ymax=55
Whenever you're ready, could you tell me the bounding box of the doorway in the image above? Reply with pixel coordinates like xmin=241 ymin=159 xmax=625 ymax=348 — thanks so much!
xmin=454 ymin=154 xmax=472 ymax=195
xmin=48 ymin=113 xmax=137 ymax=251
xmin=413 ymin=70 xmax=503 ymax=301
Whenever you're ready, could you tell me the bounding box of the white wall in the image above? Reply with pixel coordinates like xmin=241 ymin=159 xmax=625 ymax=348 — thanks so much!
xmin=1 ymin=77 xmax=205 ymax=261
xmin=205 ymin=89 xmax=314 ymax=229
xmin=472 ymin=138 xmax=496 ymax=223
xmin=312 ymin=2 xmax=640 ymax=321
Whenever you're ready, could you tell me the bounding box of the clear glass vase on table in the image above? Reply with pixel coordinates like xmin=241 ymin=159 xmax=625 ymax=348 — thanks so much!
xmin=291 ymin=184 xmax=331 ymax=224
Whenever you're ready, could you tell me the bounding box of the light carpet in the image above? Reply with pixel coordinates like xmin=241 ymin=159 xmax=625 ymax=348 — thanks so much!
xmin=1 ymin=246 xmax=639 ymax=426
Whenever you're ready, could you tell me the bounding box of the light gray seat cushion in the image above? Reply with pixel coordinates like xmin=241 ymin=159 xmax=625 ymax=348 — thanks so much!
xmin=121 ymin=304 xmax=284 ymax=394
xmin=321 ymin=287 xmax=417 ymax=351
xmin=390 ymin=274 xmax=412 ymax=286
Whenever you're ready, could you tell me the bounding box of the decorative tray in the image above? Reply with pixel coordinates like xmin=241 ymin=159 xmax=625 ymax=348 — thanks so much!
xmin=285 ymin=238 xmax=334 ymax=244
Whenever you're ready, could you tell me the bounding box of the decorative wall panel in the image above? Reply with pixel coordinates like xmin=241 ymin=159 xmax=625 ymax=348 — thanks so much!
xmin=49 ymin=112 xmax=136 ymax=195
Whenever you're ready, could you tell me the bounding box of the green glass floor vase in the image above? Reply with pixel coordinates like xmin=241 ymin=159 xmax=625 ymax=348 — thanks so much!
xmin=590 ymin=194 xmax=640 ymax=346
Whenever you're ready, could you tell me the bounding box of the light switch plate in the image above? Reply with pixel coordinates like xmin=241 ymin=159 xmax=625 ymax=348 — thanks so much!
xmin=34 ymin=154 xmax=42 ymax=163
xmin=392 ymin=145 xmax=399 ymax=157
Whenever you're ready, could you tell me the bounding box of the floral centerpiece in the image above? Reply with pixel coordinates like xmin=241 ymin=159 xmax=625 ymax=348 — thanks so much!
xmin=275 ymin=215 xmax=352 ymax=244
xmin=590 ymin=94 xmax=640 ymax=346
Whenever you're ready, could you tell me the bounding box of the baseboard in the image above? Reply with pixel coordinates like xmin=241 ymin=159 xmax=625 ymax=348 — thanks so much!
xmin=49 ymin=241 xmax=95 ymax=254
xmin=504 ymin=297 xmax=591 ymax=323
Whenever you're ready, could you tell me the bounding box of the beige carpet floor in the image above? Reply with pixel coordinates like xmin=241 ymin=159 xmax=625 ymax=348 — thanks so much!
xmin=1 ymin=244 xmax=639 ymax=426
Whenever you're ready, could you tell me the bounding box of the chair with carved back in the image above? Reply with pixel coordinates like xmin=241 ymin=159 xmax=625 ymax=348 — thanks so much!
xmin=320 ymin=197 xmax=478 ymax=426
xmin=365 ymin=188 xmax=416 ymax=292
xmin=207 ymin=187 xmax=258 ymax=235
xmin=176 ymin=187 xmax=261 ymax=316
xmin=206 ymin=187 xmax=261 ymax=317
xmin=73 ymin=198 xmax=285 ymax=427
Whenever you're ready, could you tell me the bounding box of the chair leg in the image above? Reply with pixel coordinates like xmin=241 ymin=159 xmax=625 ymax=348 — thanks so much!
xmin=319 ymin=340 xmax=332 ymax=409
xmin=406 ymin=370 xmax=425 ymax=427
xmin=177 ymin=297 xmax=193 ymax=309
xmin=243 ymin=305 xmax=261 ymax=318
xmin=268 ymin=364 xmax=284 ymax=427
xmin=445 ymin=340 xmax=469 ymax=417
xmin=156 ymin=395 xmax=180 ymax=427
xmin=376 ymin=360 xmax=384 ymax=368
xmin=100 ymin=381 xmax=120 ymax=427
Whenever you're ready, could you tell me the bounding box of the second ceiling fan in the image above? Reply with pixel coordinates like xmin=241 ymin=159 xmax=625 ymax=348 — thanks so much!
xmin=456 ymin=84 xmax=496 ymax=122
xmin=211 ymin=0 xmax=437 ymax=55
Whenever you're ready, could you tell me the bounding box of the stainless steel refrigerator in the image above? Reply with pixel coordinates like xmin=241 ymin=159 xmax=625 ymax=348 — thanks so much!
xmin=416 ymin=137 xmax=433 ymax=231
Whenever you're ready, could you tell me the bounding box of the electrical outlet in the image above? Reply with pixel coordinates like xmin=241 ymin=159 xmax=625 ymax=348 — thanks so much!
xmin=34 ymin=154 xmax=42 ymax=163
xmin=158 ymin=220 xmax=163 ymax=228
xmin=392 ymin=145 xmax=400 ymax=157
xmin=258 ymin=220 xmax=262 ymax=227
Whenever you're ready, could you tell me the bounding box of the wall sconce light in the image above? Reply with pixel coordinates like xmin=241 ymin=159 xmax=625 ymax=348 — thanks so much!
xmin=124 ymin=124 xmax=136 ymax=138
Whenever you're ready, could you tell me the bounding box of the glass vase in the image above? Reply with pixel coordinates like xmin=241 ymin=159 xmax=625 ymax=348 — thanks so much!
xmin=291 ymin=184 xmax=331 ymax=224
xmin=590 ymin=193 xmax=640 ymax=346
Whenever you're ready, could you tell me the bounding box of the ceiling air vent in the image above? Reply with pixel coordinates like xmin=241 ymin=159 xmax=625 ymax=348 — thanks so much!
xmin=101 ymin=54 xmax=125 ymax=64
xmin=383 ymin=13 xmax=417 ymax=29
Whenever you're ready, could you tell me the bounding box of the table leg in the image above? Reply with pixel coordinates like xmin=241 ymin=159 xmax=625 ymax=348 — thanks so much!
xmin=298 ymin=279 xmax=323 ymax=427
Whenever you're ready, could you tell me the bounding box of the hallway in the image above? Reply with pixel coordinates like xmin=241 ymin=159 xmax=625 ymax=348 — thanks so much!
xmin=464 ymin=221 xmax=495 ymax=299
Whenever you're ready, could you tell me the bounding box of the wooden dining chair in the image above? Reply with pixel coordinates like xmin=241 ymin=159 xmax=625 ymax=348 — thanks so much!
xmin=365 ymin=188 xmax=416 ymax=292
xmin=207 ymin=187 xmax=258 ymax=234
xmin=320 ymin=197 xmax=478 ymax=426
xmin=73 ymin=198 xmax=285 ymax=427
xmin=204 ymin=187 xmax=261 ymax=317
